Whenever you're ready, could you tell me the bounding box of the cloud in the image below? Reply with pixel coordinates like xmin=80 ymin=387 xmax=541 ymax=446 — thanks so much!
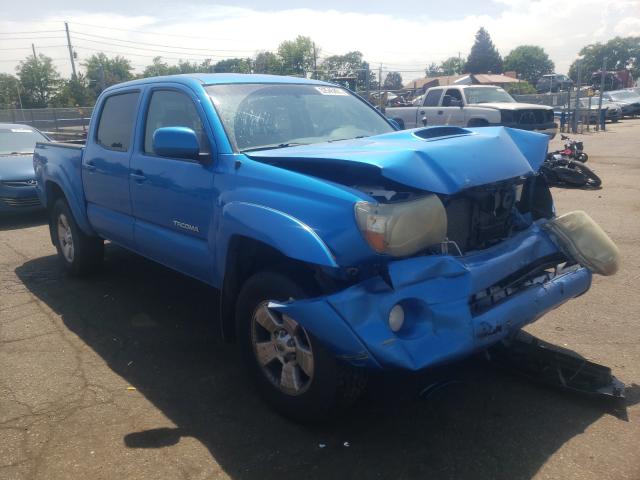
xmin=1 ymin=0 xmax=638 ymax=81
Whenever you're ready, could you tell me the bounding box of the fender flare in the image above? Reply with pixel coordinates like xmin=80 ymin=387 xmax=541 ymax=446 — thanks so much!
xmin=37 ymin=148 xmax=95 ymax=236
xmin=217 ymin=201 xmax=338 ymax=276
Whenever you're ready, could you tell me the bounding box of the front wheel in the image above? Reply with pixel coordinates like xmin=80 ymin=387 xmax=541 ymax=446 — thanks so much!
xmin=236 ymin=271 xmax=366 ymax=422
xmin=51 ymin=198 xmax=104 ymax=275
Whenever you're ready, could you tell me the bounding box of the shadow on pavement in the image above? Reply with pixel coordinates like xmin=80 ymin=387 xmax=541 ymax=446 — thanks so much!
xmin=15 ymin=246 xmax=621 ymax=480
xmin=0 ymin=210 xmax=47 ymax=231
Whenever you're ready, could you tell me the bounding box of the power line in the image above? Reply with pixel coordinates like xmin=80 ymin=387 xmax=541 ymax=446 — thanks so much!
xmin=0 ymin=30 xmax=65 ymax=35
xmin=71 ymin=31 xmax=258 ymax=53
xmin=0 ymin=45 xmax=68 ymax=50
xmin=0 ymin=36 xmax=66 ymax=41
xmin=68 ymin=21 xmax=250 ymax=42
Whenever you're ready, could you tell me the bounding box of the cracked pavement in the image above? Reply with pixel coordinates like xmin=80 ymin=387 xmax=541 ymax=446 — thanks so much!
xmin=1 ymin=120 xmax=639 ymax=480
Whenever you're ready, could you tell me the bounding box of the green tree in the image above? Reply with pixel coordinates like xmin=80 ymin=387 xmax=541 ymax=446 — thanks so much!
xmin=504 ymin=81 xmax=537 ymax=95
xmin=424 ymin=62 xmax=443 ymax=76
xmin=383 ymin=71 xmax=403 ymax=90
xmin=321 ymin=51 xmax=373 ymax=90
xmin=16 ymin=54 xmax=61 ymax=107
xmin=0 ymin=74 xmax=21 ymax=109
xmin=440 ymin=56 xmax=465 ymax=75
xmin=503 ymin=45 xmax=554 ymax=84
xmin=568 ymin=36 xmax=640 ymax=83
xmin=83 ymin=53 xmax=133 ymax=96
xmin=253 ymin=51 xmax=282 ymax=74
xmin=277 ymin=36 xmax=317 ymax=76
xmin=53 ymin=74 xmax=95 ymax=107
xmin=214 ymin=58 xmax=252 ymax=73
xmin=465 ymin=27 xmax=503 ymax=74
xmin=142 ymin=57 xmax=181 ymax=77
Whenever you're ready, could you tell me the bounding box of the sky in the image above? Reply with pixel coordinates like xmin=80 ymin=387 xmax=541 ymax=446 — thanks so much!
xmin=1 ymin=0 xmax=639 ymax=82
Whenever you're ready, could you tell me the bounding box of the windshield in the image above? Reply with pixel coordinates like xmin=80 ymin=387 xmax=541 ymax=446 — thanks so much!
xmin=464 ymin=87 xmax=516 ymax=104
xmin=610 ymin=91 xmax=639 ymax=100
xmin=206 ymin=83 xmax=394 ymax=152
xmin=0 ymin=126 xmax=47 ymax=155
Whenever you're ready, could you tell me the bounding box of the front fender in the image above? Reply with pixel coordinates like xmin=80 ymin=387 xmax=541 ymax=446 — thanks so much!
xmin=217 ymin=201 xmax=338 ymax=275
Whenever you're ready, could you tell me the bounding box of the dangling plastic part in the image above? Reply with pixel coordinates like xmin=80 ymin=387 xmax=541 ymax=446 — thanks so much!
xmin=543 ymin=211 xmax=620 ymax=276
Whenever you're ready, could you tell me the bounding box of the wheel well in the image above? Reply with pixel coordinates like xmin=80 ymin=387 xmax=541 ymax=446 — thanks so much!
xmin=467 ymin=118 xmax=489 ymax=127
xmin=219 ymin=236 xmax=319 ymax=342
xmin=45 ymin=181 xmax=65 ymax=211
xmin=45 ymin=182 xmax=66 ymax=244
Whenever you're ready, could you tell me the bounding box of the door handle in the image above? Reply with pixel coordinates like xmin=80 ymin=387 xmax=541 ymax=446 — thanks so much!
xmin=437 ymin=110 xmax=444 ymax=115
xmin=420 ymin=110 xmax=425 ymax=115
xmin=85 ymin=161 xmax=96 ymax=172
xmin=130 ymin=170 xmax=147 ymax=182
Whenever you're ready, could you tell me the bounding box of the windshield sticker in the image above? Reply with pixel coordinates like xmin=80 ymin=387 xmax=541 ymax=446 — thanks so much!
xmin=10 ymin=129 xmax=34 ymax=133
xmin=315 ymin=86 xmax=348 ymax=96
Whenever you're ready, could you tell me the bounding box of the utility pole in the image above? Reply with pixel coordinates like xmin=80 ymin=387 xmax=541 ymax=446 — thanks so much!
xmin=597 ymin=57 xmax=607 ymax=131
xmin=312 ymin=42 xmax=317 ymax=80
xmin=31 ymin=44 xmax=37 ymax=63
xmin=98 ymin=64 xmax=105 ymax=93
xmin=572 ymin=60 xmax=582 ymax=133
xmin=378 ymin=64 xmax=382 ymax=110
xmin=65 ymin=22 xmax=77 ymax=78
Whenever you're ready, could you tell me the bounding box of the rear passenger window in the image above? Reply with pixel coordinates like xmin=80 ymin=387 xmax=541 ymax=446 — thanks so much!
xmin=96 ymin=92 xmax=139 ymax=151
xmin=144 ymin=90 xmax=209 ymax=155
xmin=424 ymin=89 xmax=442 ymax=107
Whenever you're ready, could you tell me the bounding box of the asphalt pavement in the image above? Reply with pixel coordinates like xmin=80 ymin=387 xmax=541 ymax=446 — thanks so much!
xmin=1 ymin=120 xmax=639 ymax=480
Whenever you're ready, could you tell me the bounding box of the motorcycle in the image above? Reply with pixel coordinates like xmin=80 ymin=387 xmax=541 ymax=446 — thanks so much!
xmin=551 ymin=134 xmax=589 ymax=162
xmin=541 ymin=152 xmax=601 ymax=188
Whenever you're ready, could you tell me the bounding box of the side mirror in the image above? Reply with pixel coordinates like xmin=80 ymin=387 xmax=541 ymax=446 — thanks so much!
xmin=152 ymin=127 xmax=200 ymax=160
xmin=452 ymin=99 xmax=463 ymax=108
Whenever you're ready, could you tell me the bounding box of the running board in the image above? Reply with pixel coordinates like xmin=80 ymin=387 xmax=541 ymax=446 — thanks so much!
xmin=486 ymin=331 xmax=625 ymax=407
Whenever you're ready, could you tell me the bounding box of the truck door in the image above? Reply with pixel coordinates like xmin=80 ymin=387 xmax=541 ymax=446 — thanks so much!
xmin=83 ymin=90 xmax=140 ymax=247
xmin=129 ymin=87 xmax=216 ymax=283
xmin=435 ymin=88 xmax=465 ymax=126
xmin=420 ymin=88 xmax=444 ymax=127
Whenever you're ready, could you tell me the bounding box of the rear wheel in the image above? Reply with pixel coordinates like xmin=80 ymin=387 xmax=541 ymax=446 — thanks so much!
xmin=51 ymin=198 xmax=103 ymax=275
xmin=236 ymin=271 xmax=366 ymax=422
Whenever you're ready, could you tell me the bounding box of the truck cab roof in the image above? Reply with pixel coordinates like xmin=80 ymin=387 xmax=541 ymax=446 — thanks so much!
xmin=103 ymin=73 xmax=333 ymax=94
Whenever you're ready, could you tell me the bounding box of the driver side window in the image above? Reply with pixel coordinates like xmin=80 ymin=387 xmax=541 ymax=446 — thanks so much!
xmin=144 ymin=90 xmax=210 ymax=155
xmin=444 ymin=89 xmax=463 ymax=102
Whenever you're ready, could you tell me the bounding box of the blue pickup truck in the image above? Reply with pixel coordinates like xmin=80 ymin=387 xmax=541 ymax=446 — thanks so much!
xmin=34 ymin=74 xmax=619 ymax=420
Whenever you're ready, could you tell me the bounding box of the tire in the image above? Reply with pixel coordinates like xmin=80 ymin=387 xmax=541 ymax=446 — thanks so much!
xmin=51 ymin=198 xmax=104 ymax=275
xmin=571 ymin=161 xmax=602 ymax=188
xmin=236 ymin=271 xmax=366 ymax=422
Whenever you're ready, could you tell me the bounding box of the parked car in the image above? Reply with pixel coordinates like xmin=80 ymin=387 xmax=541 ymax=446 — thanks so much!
xmin=0 ymin=123 xmax=49 ymax=214
xmin=385 ymin=85 xmax=556 ymax=136
xmin=34 ymin=74 xmax=618 ymax=421
xmin=576 ymin=97 xmax=622 ymax=123
xmin=536 ymin=74 xmax=573 ymax=93
xmin=602 ymin=90 xmax=640 ymax=117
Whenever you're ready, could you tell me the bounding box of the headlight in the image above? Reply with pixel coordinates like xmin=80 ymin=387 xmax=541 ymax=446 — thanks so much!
xmin=354 ymin=194 xmax=447 ymax=257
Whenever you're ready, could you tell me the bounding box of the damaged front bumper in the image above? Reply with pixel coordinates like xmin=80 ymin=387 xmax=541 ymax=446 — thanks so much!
xmin=270 ymin=222 xmax=592 ymax=371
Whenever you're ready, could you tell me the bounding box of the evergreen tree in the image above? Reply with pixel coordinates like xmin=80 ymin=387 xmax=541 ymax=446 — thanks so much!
xmin=465 ymin=28 xmax=503 ymax=74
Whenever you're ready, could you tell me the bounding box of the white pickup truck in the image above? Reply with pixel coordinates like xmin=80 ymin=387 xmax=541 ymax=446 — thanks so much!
xmin=386 ymin=85 xmax=557 ymax=137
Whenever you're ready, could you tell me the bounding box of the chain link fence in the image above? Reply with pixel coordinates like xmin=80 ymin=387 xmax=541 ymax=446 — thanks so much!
xmin=0 ymin=107 xmax=93 ymax=140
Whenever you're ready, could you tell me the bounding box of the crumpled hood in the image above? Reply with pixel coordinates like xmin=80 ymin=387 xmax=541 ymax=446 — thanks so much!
xmin=247 ymin=126 xmax=549 ymax=195
xmin=474 ymin=102 xmax=553 ymax=111
xmin=0 ymin=154 xmax=36 ymax=181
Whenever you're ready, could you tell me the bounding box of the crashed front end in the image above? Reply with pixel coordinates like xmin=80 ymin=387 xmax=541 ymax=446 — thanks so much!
xmin=273 ymin=221 xmax=606 ymax=371
xmin=255 ymin=127 xmax=619 ymax=372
